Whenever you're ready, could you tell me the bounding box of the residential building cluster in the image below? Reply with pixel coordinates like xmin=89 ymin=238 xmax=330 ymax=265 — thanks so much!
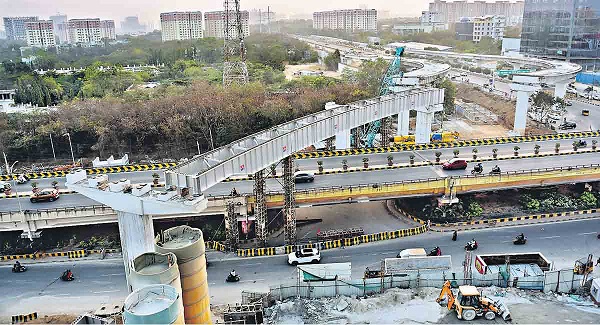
xmin=429 ymin=0 xmax=524 ymax=26
xmin=455 ymin=15 xmax=505 ymax=42
xmin=159 ymin=10 xmax=250 ymax=41
xmin=3 ymin=15 xmax=116 ymax=47
xmin=312 ymin=9 xmax=377 ymax=32
xmin=392 ymin=10 xmax=448 ymax=36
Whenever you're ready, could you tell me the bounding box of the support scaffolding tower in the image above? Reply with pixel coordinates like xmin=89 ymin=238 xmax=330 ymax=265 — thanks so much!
xmin=254 ymin=170 xmax=267 ymax=247
xmin=283 ymin=157 xmax=296 ymax=245
xmin=226 ymin=201 xmax=239 ymax=250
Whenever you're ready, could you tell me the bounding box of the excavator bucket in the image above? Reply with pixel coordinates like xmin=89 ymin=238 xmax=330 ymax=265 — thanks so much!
xmin=496 ymin=301 xmax=512 ymax=321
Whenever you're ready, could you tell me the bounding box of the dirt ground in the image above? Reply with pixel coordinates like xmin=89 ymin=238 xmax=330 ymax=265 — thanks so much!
xmin=455 ymin=83 xmax=552 ymax=136
xmin=284 ymin=64 xmax=341 ymax=80
xmin=444 ymin=118 xmax=510 ymax=140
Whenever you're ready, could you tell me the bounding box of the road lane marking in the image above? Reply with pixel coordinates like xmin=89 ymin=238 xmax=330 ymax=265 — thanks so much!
xmin=540 ymin=236 xmax=561 ymax=239
xmin=100 ymin=273 xmax=125 ymax=277
xmin=92 ymin=290 xmax=120 ymax=294
xmin=578 ymin=232 xmax=597 ymax=235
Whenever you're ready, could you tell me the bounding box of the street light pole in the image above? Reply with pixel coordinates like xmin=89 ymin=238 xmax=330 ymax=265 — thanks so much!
xmin=64 ymin=133 xmax=75 ymax=165
xmin=49 ymin=133 xmax=56 ymax=161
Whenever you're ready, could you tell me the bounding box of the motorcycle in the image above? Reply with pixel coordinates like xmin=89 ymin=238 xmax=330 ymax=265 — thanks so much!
xmin=465 ymin=240 xmax=478 ymax=251
xmin=12 ymin=265 xmax=27 ymax=273
xmin=513 ymin=236 xmax=527 ymax=245
xmin=452 ymin=231 xmax=457 ymax=241
xmin=427 ymin=247 xmax=442 ymax=256
xmin=61 ymin=270 xmax=74 ymax=281
xmin=16 ymin=174 xmax=29 ymax=184
xmin=226 ymin=273 xmax=240 ymax=283
xmin=471 ymin=165 xmax=483 ymax=175
xmin=574 ymin=140 xmax=587 ymax=148
xmin=489 ymin=167 xmax=501 ymax=175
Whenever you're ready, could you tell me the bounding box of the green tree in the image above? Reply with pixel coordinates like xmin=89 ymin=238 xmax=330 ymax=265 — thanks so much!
xmin=342 ymin=58 xmax=389 ymax=96
xmin=578 ymin=191 xmax=597 ymax=209
xmin=14 ymin=74 xmax=64 ymax=106
xmin=324 ymin=49 xmax=341 ymax=71
xmin=434 ymin=79 xmax=456 ymax=115
xmin=465 ymin=202 xmax=483 ymax=218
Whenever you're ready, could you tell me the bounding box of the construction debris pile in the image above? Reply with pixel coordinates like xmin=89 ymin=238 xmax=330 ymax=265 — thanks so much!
xmin=265 ymin=288 xmax=446 ymax=324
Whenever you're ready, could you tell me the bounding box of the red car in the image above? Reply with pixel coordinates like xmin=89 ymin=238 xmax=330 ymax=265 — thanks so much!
xmin=442 ymin=158 xmax=468 ymax=170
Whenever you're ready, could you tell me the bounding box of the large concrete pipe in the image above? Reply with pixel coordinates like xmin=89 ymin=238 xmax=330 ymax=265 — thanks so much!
xmin=155 ymin=226 xmax=211 ymax=324
xmin=130 ymin=252 xmax=182 ymax=298
xmin=123 ymin=284 xmax=185 ymax=324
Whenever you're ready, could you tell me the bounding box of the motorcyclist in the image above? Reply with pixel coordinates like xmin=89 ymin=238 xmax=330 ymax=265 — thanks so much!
xmin=474 ymin=163 xmax=483 ymax=172
xmin=492 ymin=165 xmax=501 ymax=173
xmin=468 ymin=238 xmax=478 ymax=249
xmin=435 ymin=246 xmax=441 ymax=256
xmin=517 ymin=233 xmax=525 ymax=241
xmin=229 ymin=269 xmax=237 ymax=278
xmin=231 ymin=188 xmax=238 ymax=196
xmin=62 ymin=269 xmax=73 ymax=280
xmin=13 ymin=261 xmax=22 ymax=271
xmin=452 ymin=230 xmax=457 ymax=241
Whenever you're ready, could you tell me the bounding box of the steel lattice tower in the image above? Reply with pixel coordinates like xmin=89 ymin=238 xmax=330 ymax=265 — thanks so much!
xmin=283 ymin=157 xmax=297 ymax=245
xmin=223 ymin=0 xmax=249 ymax=86
xmin=253 ymin=170 xmax=267 ymax=246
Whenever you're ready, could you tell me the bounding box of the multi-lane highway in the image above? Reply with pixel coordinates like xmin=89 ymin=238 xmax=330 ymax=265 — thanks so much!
xmin=1 ymin=218 xmax=598 ymax=316
xmin=2 ymin=142 xmax=599 ymax=212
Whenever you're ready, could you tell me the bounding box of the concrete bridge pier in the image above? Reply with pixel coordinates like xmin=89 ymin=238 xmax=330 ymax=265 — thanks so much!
xmin=117 ymin=211 xmax=155 ymax=291
xmin=554 ymin=81 xmax=569 ymax=99
xmin=414 ymin=104 xmax=443 ymax=144
xmin=510 ymin=77 xmax=540 ymax=135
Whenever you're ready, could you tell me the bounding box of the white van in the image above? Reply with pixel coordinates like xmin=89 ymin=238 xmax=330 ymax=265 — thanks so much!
xmin=397 ymin=248 xmax=427 ymax=258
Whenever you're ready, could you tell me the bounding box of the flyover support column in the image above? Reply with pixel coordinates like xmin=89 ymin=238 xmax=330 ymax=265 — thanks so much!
xmin=397 ymin=107 xmax=410 ymax=136
xmin=282 ymin=157 xmax=296 ymax=245
xmin=117 ymin=211 xmax=155 ymax=292
xmin=511 ymin=77 xmax=540 ymax=136
xmin=414 ymin=104 xmax=443 ymax=144
xmin=253 ymin=170 xmax=267 ymax=247
xmin=554 ymin=81 xmax=568 ymax=99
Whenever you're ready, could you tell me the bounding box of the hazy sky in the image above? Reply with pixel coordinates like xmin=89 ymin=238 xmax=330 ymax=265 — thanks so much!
xmin=0 ymin=0 xmax=430 ymax=28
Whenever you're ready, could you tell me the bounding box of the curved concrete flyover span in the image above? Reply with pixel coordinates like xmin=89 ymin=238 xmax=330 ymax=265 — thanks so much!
xmin=166 ymin=88 xmax=444 ymax=195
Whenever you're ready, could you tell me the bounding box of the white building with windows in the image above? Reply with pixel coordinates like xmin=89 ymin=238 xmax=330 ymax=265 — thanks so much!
xmin=25 ymin=20 xmax=56 ymax=48
xmin=203 ymin=11 xmax=249 ymax=39
xmin=100 ymin=20 xmax=116 ymax=40
xmin=68 ymin=18 xmax=102 ymax=45
xmin=312 ymin=9 xmax=377 ymax=32
xmin=160 ymin=11 xmax=203 ymax=42
xmin=472 ymin=15 xmax=506 ymax=42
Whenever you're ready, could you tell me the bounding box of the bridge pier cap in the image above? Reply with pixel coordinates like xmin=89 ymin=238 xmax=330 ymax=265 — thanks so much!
xmin=65 ymin=169 xmax=208 ymax=215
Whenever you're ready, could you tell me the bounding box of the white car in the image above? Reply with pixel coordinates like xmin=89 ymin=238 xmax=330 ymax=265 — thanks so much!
xmin=288 ymin=248 xmax=321 ymax=265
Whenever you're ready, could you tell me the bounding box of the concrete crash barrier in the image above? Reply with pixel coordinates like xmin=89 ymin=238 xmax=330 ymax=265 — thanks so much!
xmin=238 ymin=225 xmax=428 ymax=258
xmin=399 ymin=208 xmax=599 ymax=231
xmin=11 ymin=312 xmax=38 ymax=323
xmin=291 ymin=131 xmax=600 ymax=159
xmin=0 ymin=249 xmax=86 ymax=261
xmin=0 ymin=162 xmax=177 ymax=181
xmin=155 ymin=226 xmax=212 ymax=325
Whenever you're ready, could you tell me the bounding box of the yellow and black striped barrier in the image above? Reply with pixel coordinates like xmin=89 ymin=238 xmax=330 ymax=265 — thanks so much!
xmin=400 ymin=208 xmax=599 ymax=231
xmin=292 ymin=131 xmax=600 ymax=159
xmin=0 ymin=162 xmax=177 ymax=181
xmin=11 ymin=312 xmax=38 ymax=323
xmin=205 ymin=241 xmax=226 ymax=252
xmin=0 ymin=249 xmax=86 ymax=261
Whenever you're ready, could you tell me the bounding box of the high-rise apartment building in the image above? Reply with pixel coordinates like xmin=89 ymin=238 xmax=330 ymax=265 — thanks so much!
xmin=204 ymin=11 xmax=250 ymax=38
xmin=68 ymin=18 xmax=102 ymax=45
xmin=49 ymin=14 xmax=68 ymax=44
xmin=25 ymin=20 xmax=56 ymax=48
xmin=428 ymin=0 xmax=524 ymax=26
xmin=312 ymin=9 xmax=377 ymax=31
xmin=521 ymin=0 xmax=600 ymax=71
xmin=100 ymin=20 xmax=116 ymax=40
xmin=3 ymin=16 xmax=39 ymax=41
xmin=472 ymin=15 xmax=505 ymax=42
xmin=160 ymin=11 xmax=203 ymax=42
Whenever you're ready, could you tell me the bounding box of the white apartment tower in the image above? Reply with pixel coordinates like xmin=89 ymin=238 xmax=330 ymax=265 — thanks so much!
xmin=312 ymin=9 xmax=377 ymax=32
xmin=160 ymin=12 xmax=203 ymax=42
xmin=49 ymin=14 xmax=68 ymax=44
xmin=429 ymin=0 xmax=523 ymax=26
xmin=25 ymin=20 xmax=56 ymax=48
xmin=204 ymin=11 xmax=250 ymax=38
xmin=100 ymin=20 xmax=116 ymax=40
xmin=3 ymin=16 xmax=39 ymax=41
xmin=472 ymin=15 xmax=506 ymax=42
xmin=68 ymin=19 xmax=102 ymax=45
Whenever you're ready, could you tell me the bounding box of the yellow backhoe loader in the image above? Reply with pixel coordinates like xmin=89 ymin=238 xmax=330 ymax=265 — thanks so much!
xmin=436 ymin=280 xmax=512 ymax=321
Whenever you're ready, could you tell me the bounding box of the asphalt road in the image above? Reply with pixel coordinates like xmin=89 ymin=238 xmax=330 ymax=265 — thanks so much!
xmin=2 ymin=151 xmax=597 ymax=212
xmin=1 ymin=218 xmax=598 ymax=316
